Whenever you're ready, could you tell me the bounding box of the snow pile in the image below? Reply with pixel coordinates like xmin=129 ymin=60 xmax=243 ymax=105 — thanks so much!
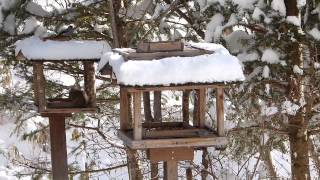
xmin=261 ymin=49 xmax=281 ymax=64
xmin=286 ymin=16 xmax=301 ymax=26
xmin=204 ymin=13 xmax=224 ymax=42
xmin=20 ymin=17 xmax=41 ymax=35
xmin=308 ymin=27 xmax=320 ymax=40
xmin=99 ymin=43 xmax=245 ymax=86
xmin=15 ymin=36 xmax=111 ymax=60
xmin=271 ymin=0 xmax=286 ymax=16
xmin=232 ymin=0 xmax=258 ymax=10
xmin=281 ymin=101 xmax=300 ymax=115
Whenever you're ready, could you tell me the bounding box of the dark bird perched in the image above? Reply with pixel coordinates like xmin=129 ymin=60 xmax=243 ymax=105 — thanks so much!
xmin=42 ymin=25 xmax=75 ymax=41
xmin=57 ymin=25 xmax=75 ymax=37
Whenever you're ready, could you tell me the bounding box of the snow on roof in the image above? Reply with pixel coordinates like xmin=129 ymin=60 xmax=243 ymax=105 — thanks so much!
xmin=98 ymin=43 xmax=245 ymax=86
xmin=15 ymin=36 xmax=110 ymax=60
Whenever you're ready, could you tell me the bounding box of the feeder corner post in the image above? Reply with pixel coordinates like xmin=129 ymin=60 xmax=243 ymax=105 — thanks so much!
xmin=84 ymin=61 xmax=96 ymax=107
xmin=216 ymin=87 xmax=225 ymax=136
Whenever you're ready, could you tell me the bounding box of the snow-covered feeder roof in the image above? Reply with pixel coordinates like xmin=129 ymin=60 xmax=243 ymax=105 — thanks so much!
xmin=15 ymin=36 xmax=110 ymax=61
xmin=98 ymin=43 xmax=245 ymax=86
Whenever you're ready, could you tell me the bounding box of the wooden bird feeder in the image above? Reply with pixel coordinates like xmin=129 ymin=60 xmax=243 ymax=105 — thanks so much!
xmin=15 ymin=37 xmax=109 ymax=180
xmin=99 ymin=41 xmax=244 ymax=180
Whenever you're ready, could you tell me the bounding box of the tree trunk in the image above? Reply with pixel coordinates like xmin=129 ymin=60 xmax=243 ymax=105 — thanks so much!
xmin=283 ymin=1 xmax=310 ymax=179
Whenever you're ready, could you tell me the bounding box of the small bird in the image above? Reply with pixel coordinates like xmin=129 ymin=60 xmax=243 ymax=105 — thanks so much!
xmin=57 ymin=25 xmax=75 ymax=37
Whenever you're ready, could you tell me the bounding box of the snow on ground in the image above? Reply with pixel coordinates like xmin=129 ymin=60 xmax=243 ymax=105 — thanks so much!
xmin=15 ymin=36 xmax=110 ymax=60
xmin=99 ymin=43 xmax=245 ymax=86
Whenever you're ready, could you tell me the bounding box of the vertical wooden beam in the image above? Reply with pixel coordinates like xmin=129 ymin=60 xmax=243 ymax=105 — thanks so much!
xmin=153 ymin=91 xmax=162 ymax=122
xmin=133 ymin=92 xmax=142 ymax=140
xmin=216 ymin=88 xmax=224 ymax=136
xmin=198 ymin=89 xmax=206 ymax=128
xmin=182 ymin=90 xmax=190 ymax=125
xmin=49 ymin=115 xmax=68 ymax=180
xmin=34 ymin=62 xmax=46 ymax=112
xmin=143 ymin=92 xmax=153 ymax=122
xmin=186 ymin=166 xmax=192 ymax=180
xmin=84 ymin=61 xmax=96 ymax=107
xmin=120 ymin=88 xmax=130 ymax=130
xmin=151 ymin=163 xmax=159 ymax=180
xmin=193 ymin=90 xmax=199 ymax=127
xmin=164 ymin=161 xmax=178 ymax=180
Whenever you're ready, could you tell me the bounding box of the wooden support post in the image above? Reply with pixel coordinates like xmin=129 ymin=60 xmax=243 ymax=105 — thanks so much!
xmin=33 ymin=62 xmax=46 ymax=112
xmin=153 ymin=91 xmax=162 ymax=122
xmin=193 ymin=90 xmax=199 ymax=127
xmin=120 ymin=88 xmax=130 ymax=130
xmin=143 ymin=92 xmax=153 ymax=122
xmin=216 ymin=88 xmax=225 ymax=136
xmin=198 ymin=89 xmax=206 ymax=128
xmin=49 ymin=115 xmax=69 ymax=180
xmin=126 ymin=148 xmax=143 ymax=180
xmin=193 ymin=89 xmax=205 ymax=127
xmin=186 ymin=166 xmax=193 ymax=180
xmin=164 ymin=161 xmax=178 ymax=180
xmin=151 ymin=163 xmax=159 ymax=180
xmin=182 ymin=90 xmax=190 ymax=125
xmin=133 ymin=92 xmax=142 ymax=140
xmin=84 ymin=61 xmax=96 ymax=107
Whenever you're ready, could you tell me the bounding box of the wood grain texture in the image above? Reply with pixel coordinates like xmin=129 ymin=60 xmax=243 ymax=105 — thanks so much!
xmin=216 ymin=88 xmax=225 ymax=136
xmin=133 ymin=92 xmax=142 ymax=140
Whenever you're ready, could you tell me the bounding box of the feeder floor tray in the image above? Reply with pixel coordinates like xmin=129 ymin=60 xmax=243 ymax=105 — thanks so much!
xmin=118 ymin=127 xmax=227 ymax=149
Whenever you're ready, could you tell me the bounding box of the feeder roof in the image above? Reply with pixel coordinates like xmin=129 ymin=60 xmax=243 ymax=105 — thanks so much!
xmin=15 ymin=36 xmax=110 ymax=61
xmin=98 ymin=42 xmax=245 ymax=86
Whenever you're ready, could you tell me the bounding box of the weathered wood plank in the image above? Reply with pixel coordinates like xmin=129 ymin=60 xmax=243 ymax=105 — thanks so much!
xmin=117 ymin=48 xmax=213 ymax=61
xmin=193 ymin=90 xmax=199 ymax=127
xmin=164 ymin=161 xmax=178 ymax=180
xmin=142 ymin=122 xmax=185 ymax=128
xmin=143 ymin=92 xmax=153 ymax=122
xmin=137 ymin=41 xmax=184 ymax=53
xmin=153 ymin=91 xmax=162 ymax=122
xmin=148 ymin=147 xmax=194 ymax=163
xmin=49 ymin=115 xmax=68 ymax=180
xmin=143 ymin=128 xmax=210 ymax=139
xmin=120 ymin=88 xmax=130 ymax=130
xmin=121 ymin=83 xmax=227 ymax=93
xmin=182 ymin=90 xmax=190 ymax=125
xmin=133 ymin=92 xmax=142 ymax=140
xmin=117 ymin=130 xmax=227 ymax=149
xmin=83 ymin=61 xmax=96 ymax=107
xmin=40 ymin=107 xmax=96 ymax=116
xmin=216 ymin=88 xmax=225 ymax=136
xmin=198 ymin=88 xmax=206 ymax=128
xmin=33 ymin=62 xmax=46 ymax=112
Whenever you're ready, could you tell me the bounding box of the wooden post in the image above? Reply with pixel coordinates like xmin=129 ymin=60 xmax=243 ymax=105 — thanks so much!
xmin=164 ymin=161 xmax=178 ymax=180
xmin=198 ymin=89 xmax=206 ymax=128
xmin=84 ymin=61 xmax=96 ymax=107
xmin=120 ymin=88 xmax=130 ymax=130
xmin=216 ymin=88 xmax=224 ymax=136
xmin=182 ymin=90 xmax=190 ymax=125
xmin=186 ymin=166 xmax=192 ymax=180
xmin=153 ymin=91 xmax=162 ymax=122
xmin=151 ymin=163 xmax=159 ymax=180
xmin=143 ymin=92 xmax=153 ymax=122
xmin=193 ymin=89 xmax=206 ymax=127
xmin=49 ymin=115 xmax=69 ymax=180
xmin=33 ymin=62 xmax=46 ymax=112
xmin=133 ymin=92 xmax=142 ymax=140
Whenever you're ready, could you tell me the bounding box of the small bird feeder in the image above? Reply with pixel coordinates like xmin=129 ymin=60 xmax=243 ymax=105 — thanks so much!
xmin=98 ymin=41 xmax=245 ymax=179
xmin=15 ymin=36 xmax=110 ymax=180
xmin=15 ymin=37 xmax=110 ymax=115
